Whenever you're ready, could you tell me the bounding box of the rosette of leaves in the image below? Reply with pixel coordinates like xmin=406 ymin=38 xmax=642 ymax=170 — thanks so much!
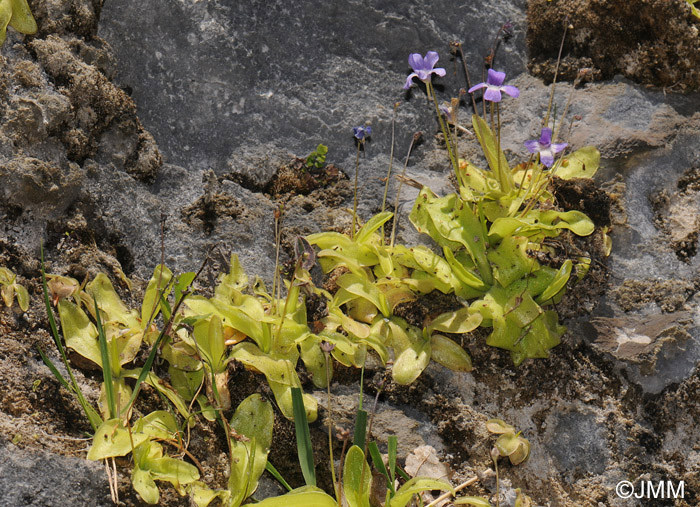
xmin=307 ymin=212 xmax=478 ymax=384
xmin=485 ymin=419 xmax=530 ymax=466
xmin=407 ymin=116 xmax=600 ymax=365
xmin=0 ymin=266 xmax=29 ymax=311
xmin=183 ymin=254 xmax=318 ymax=421
xmin=55 ymin=266 xmax=178 ymax=419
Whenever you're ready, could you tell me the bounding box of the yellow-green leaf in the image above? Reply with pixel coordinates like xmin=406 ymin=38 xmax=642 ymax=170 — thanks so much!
xmin=58 ymin=299 xmax=100 ymax=366
xmin=8 ymin=0 xmax=37 ymax=35
xmin=391 ymin=477 xmax=453 ymax=507
xmin=254 ymin=486 xmax=338 ymax=507
xmin=0 ymin=0 xmax=13 ymax=45
xmin=86 ymin=273 xmax=140 ymax=329
xmin=555 ymin=146 xmax=600 ymax=180
xmin=427 ymin=306 xmax=483 ymax=335
xmin=430 ymin=334 xmax=473 ymax=372
xmin=535 ymin=259 xmax=572 ymax=304
xmin=392 ymin=338 xmax=430 ymax=385
xmin=343 ymin=445 xmax=371 ymax=507
xmin=141 ymin=264 xmax=172 ymax=326
xmin=229 ymin=394 xmax=274 ymax=506
xmin=230 ymin=342 xmax=316 ymax=422
xmin=14 ymin=283 xmax=29 ymax=311
xmin=336 ymin=272 xmax=390 ymax=317
xmin=454 ymin=496 xmax=492 ymax=506
xmin=472 ymin=114 xmax=513 ymax=192
xmin=87 ymin=418 xmax=149 ymax=460
xmin=485 ymin=419 xmax=515 ymax=435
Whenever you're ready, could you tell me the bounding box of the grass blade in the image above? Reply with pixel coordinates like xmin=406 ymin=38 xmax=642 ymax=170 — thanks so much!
xmin=388 ymin=435 xmax=397 ymax=485
xmin=94 ymin=295 xmax=116 ymax=419
xmin=291 ymin=387 xmax=316 ymax=486
xmin=120 ymin=324 xmax=166 ymax=418
xmin=353 ymin=408 xmax=367 ymax=449
xmin=37 ymin=346 xmax=70 ymax=390
xmin=265 ymin=462 xmax=293 ymax=492
xmin=368 ymin=441 xmax=395 ymax=494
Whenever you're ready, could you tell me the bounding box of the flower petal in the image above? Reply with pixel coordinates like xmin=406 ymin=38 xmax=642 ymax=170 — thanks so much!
xmin=404 ymin=73 xmax=418 ymax=89
xmin=551 ymin=142 xmax=568 ymax=154
xmin=540 ymin=150 xmax=555 ymax=168
xmin=524 ymin=140 xmax=540 ymax=154
xmin=484 ymin=87 xmax=502 ymax=102
xmin=468 ymin=82 xmax=487 ymax=93
xmin=502 ymin=85 xmax=520 ymax=98
xmin=424 ymin=51 xmax=440 ymax=70
xmin=408 ymin=53 xmax=425 ymax=72
xmin=487 ymin=69 xmax=506 ymax=86
xmin=539 ymin=128 xmax=553 ymax=146
xmin=432 ymin=67 xmax=446 ymax=78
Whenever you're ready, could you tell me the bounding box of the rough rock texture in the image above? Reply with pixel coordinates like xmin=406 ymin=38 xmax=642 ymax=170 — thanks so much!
xmin=527 ymin=0 xmax=700 ymax=91
xmin=97 ymin=0 xmax=528 ymax=175
xmin=0 ymin=0 xmax=699 ymax=505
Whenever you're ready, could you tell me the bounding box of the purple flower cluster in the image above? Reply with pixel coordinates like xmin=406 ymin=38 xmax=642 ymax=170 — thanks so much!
xmin=402 ymin=51 xmax=568 ymax=167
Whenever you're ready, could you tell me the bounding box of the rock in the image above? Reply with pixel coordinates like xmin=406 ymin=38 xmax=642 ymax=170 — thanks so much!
xmin=0 ymin=439 xmax=112 ymax=506
xmin=96 ymin=0 xmax=529 ymax=173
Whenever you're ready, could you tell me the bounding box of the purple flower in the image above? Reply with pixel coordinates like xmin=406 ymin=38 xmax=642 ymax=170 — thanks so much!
xmin=353 ymin=125 xmax=372 ymax=140
xmin=468 ymin=69 xmax=520 ymax=103
xmin=403 ymin=51 xmax=447 ymax=90
xmin=524 ymin=127 xmax=567 ymax=168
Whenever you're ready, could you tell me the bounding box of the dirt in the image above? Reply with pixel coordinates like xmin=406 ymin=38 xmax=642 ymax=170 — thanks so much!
xmin=527 ymin=0 xmax=700 ymax=91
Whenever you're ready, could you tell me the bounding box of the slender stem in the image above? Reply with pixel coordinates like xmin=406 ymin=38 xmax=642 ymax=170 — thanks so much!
xmin=516 ymin=156 xmax=536 ymax=198
xmin=390 ymin=133 xmax=420 ymax=247
xmin=495 ymin=456 xmax=500 ymax=507
xmin=543 ymin=18 xmax=569 ymax=129
xmin=351 ymin=142 xmax=361 ymax=239
xmin=553 ymin=72 xmax=583 ymax=142
xmin=324 ymin=352 xmax=339 ymax=500
xmin=424 ymin=476 xmax=479 ymax=507
xmin=488 ymin=23 xmax=507 ymax=71
xmin=381 ymin=103 xmax=399 ymax=243
xmin=456 ymin=42 xmax=478 ymax=113
xmin=427 ymin=81 xmax=459 ymax=182
xmin=273 ymin=263 xmax=299 ymax=351
xmin=272 ymin=207 xmax=282 ymax=315
xmin=496 ymin=103 xmax=502 ymax=190
xmin=365 ymin=385 xmax=382 ymax=448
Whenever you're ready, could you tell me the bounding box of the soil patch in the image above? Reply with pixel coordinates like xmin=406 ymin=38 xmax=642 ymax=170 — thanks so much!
xmin=527 ymin=0 xmax=700 ymax=91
